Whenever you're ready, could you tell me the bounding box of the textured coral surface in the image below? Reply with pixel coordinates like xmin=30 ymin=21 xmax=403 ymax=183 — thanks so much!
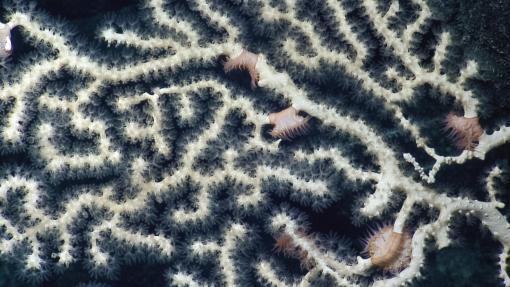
xmin=0 ymin=0 xmax=509 ymax=286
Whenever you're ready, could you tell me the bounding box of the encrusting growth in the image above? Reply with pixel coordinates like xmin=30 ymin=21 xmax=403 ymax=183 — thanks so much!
xmin=268 ymin=107 xmax=310 ymax=140
xmin=365 ymin=225 xmax=412 ymax=273
xmin=444 ymin=113 xmax=484 ymax=150
xmin=223 ymin=50 xmax=259 ymax=88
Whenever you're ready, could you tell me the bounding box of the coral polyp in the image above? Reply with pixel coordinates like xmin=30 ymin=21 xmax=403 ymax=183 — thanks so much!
xmin=268 ymin=107 xmax=309 ymax=140
xmin=445 ymin=113 xmax=484 ymax=150
xmin=223 ymin=50 xmax=259 ymax=88
xmin=365 ymin=225 xmax=412 ymax=273
xmin=274 ymin=232 xmax=315 ymax=269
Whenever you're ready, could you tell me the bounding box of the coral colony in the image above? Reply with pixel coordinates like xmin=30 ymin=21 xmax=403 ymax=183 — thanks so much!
xmin=0 ymin=0 xmax=509 ymax=286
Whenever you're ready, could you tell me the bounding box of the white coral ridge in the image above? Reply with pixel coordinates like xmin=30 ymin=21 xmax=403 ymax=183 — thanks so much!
xmin=0 ymin=0 xmax=509 ymax=286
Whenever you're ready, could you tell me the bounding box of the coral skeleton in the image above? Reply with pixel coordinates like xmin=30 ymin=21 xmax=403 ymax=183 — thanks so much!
xmin=0 ymin=0 xmax=509 ymax=286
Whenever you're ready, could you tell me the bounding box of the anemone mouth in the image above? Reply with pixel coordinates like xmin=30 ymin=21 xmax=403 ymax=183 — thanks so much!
xmin=444 ymin=113 xmax=483 ymax=151
xmin=223 ymin=50 xmax=259 ymax=89
xmin=268 ymin=107 xmax=310 ymax=140
xmin=365 ymin=225 xmax=412 ymax=273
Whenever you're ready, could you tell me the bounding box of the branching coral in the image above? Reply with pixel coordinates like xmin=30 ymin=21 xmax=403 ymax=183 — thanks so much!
xmin=0 ymin=0 xmax=509 ymax=286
